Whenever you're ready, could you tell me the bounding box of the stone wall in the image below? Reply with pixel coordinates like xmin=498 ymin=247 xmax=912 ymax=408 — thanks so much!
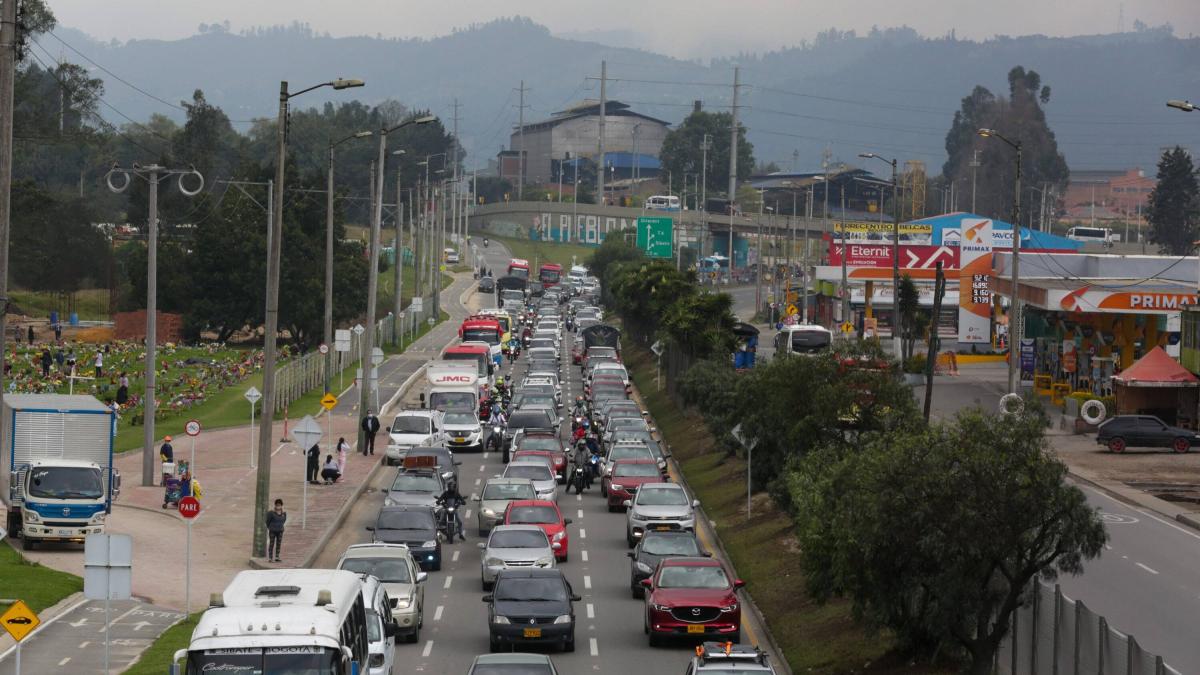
xmin=114 ymin=310 xmax=184 ymax=343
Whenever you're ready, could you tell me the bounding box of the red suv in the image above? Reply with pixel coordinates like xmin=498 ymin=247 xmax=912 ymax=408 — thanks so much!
xmin=504 ymin=500 xmax=572 ymax=562
xmin=642 ymin=557 xmax=743 ymax=646
xmin=603 ymin=459 xmax=664 ymax=511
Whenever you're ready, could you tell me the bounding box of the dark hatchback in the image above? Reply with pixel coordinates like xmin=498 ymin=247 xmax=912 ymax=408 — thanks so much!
xmin=479 ymin=276 xmax=496 ymax=293
xmin=1096 ymin=415 xmax=1200 ymax=453
xmin=368 ymin=505 xmax=442 ymax=570
xmin=483 ymin=568 xmax=580 ymax=653
xmin=627 ymin=530 xmax=708 ymax=597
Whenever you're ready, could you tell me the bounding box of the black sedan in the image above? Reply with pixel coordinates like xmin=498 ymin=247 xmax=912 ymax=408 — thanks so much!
xmin=1096 ymin=415 xmax=1200 ymax=453
xmin=627 ymin=530 xmax=708 ymax=597
xmin=367 ymin=505 xmax=442 ymax=570
xmin=479 ymin=276 xmax=496 ymax=293
xmin=483 ymin=568 xmax=580 ymax=652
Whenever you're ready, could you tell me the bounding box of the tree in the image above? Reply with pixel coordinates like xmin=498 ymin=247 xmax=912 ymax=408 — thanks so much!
xmin=585 ymin=235 xmax=643 ymax=288
xmin=658 ymin=110 xmax=754 ymax=198
xmin=790 ymin=406 xmax=1107 ymax=672
xmin=9 ymin=180 xmax=110 ymax=294
xmin=895 ymin=274 xmax=928 ymax=361
xmin=942 ymin=67 xmax=1069 ymax=221
xmin=1146 ymin=146 xmax=1200 ymax=255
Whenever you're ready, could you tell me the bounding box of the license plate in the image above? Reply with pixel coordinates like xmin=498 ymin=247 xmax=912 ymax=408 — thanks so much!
xmin=653 ymin=525 xmax=673 ymax=531
xmin=58 ymin=529 xmax=74 ymax=535
xmin=687 ymin=624 xmax=706 ymax=634
xmin=455 ymin=437 xmax=465 ymax=443
xmin=523 ymin=627 xmax=542 ymax=638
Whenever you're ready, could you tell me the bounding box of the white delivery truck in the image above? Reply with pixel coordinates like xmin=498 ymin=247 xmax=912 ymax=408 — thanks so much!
xmin=2 ymin=394 xmax=120 ymax=550
xmin=424 ymin=361 xmax=481 ymax=415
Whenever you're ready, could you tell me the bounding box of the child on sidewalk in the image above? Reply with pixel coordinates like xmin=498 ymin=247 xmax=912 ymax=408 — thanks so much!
xmin=265 ymin=499 xmax=287 ymax=563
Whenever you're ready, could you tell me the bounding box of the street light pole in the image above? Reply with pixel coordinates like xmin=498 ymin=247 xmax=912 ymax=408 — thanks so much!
xmin=978 ymin=128 xmax=1023 ymax=394
xmin=252 ymin=77 xmax=363 ymax=559
xmin=326 ymin=131 xmax=373 ymax=393
xmin=859 ymin=153 xmax=901 ymax=359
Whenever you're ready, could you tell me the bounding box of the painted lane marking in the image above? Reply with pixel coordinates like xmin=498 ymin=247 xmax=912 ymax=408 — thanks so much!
xmin=589 ymin=637 xmax=599 ymax=656
xmin=422 ymin=640 xmax=434 ymax=657
xmin=1136 ymin=562 xmax=1160 ymax=575
xmin=583 ymin=575 xmax=592 ymax=589
xmin=581 ymin=550 xmax=588 ymax=562
xmin=452 ymin=550 xmax=460 ymax=563
xmin=578 ymin=528 xmax=586 ymax=539
xmin=443 ymin=576 xmax=454 ymax=589
xmin=434 ymin=605 xmax=444 ymax=621
xmin=586 ymin=603 xmax=595 ymax=619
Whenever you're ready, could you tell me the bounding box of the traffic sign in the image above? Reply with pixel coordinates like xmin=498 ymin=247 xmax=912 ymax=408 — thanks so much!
xmin=318 ymin=343 xmax=329 ymax=355
xmin=184 ymin=419 xmax=201 ymax=437
xmin=178 ymin=497 xmax=201 ymax=519
xmin=292 ymin=415 xmax=323 ymax=450
xmin=352 ymin=324 xmax=365 ymax=336
xmin=840 ymin=321 xmax=855 ymax=334
xmin=0 ymin=599 xmax=39 ymax=642
xmin=335 ymin=328 xmax=351 ymax=352
xmin=244 ymin=386 xmax=262 ymax=405
xmin=636 ymin=216 xmax=674 ymax=259
xmin=411 ymin=298 xmax=424 ymax=312
xmin=786 ymin=304 xmax=798 ymax=317
xmin=320 ymin=393 xmax=338 ymax=411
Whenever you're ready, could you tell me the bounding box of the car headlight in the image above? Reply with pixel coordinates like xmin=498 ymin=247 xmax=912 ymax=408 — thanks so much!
xmin=651 ymin=603 xmax=670 ymax=612
xmin=552 ymin=530 xmax=565 ymax=542
xmin=90 ymin=512 xmax=107 ymax=524
xmin=535 ymin=556 xmax=554 ymax=567
xmin=23 ymin=510 xmax=39 ymax=523
xmin=720 ymin=602 xmax=739 ymax=613
xmin=493 ymin=616 xmax=511 ymax=624
xmin=383 ymin=498 xmax=395 ymax=507
xmin=635 ymin=561 xmax=653 ymax=573
xmin=629 ymin=511 xmax=644 ymax=521
xmin=422 ymin=540 xmax=437 ymax=548
xmin=553 ymin=615 xmax=572 ymax=624
xmin=482 ymin=508 xmax=496 ymax=517
xmin=485 ymin=557 xmax=505 ymax=567
xmin=394 ymin=596 xmax=412 ymax=609
xmin=369 ymin=653 xmax=385 ymax=668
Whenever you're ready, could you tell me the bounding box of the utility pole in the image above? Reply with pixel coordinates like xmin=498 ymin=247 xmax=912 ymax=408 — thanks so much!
xmin=394 ymin=175 xmax=405 ymax=344
xmin=727 ymin=66 xmax=740 ymax=274
xmin=363 ymin=126 xmax=390 ymax=430
xmin=0 ymin=0 xmax=17 ymax=456
xmin=597 ymin=61 xmax=607 ymax=205
xmin=452 ymin=98 xmax=462 ymax=246
xmin=514 ymin=84 xmax=527 ymax=200
xmin=755 ymin=194 xmax=764 ymax=316
xmin=840 ymin=185 xmax=849 ymax=324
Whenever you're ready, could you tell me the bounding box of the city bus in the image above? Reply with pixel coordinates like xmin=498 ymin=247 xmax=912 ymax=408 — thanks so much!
xmin=175 ymin=569 xmax=370 ymax=674
xmin=459 ymin=315 xmax=504 ymax=365
xmin=539 ymin=262 xmax=563 ymax=286
xmin=507 ymin=258 xmax=530 ymax=280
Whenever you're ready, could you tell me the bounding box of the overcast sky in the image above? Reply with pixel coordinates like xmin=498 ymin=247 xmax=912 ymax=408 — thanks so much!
xmin=49 ymin=0 xmax=1199 ymax=59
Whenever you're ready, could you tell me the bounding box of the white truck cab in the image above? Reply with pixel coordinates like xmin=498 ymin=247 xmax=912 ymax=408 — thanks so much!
xmin=425 ymin=361 xmax=482 ymax=415
xmin=385 ymin=410 xmax=447 ymax=466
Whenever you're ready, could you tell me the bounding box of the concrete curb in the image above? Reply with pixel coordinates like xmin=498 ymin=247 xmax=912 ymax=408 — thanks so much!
xmin=0 ymin=589 xmax=87 ymax=658
xmin=1066 ymin=467 xmax=1200 ymax=534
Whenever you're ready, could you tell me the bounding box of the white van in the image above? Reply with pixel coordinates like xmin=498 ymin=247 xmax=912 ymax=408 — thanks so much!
xmin=644 ymin=195 xmax=680 ymax=212
xmin=1066 ymin=226 xmax=1118 ymax=244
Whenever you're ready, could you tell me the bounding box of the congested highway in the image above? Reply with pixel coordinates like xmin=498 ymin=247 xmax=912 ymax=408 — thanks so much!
xmin=309 ymin=239 xmax=779 ymax=674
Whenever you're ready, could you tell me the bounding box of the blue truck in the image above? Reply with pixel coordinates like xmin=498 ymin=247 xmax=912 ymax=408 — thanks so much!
xmin=1 ymin=394 xmax=120 ymax=550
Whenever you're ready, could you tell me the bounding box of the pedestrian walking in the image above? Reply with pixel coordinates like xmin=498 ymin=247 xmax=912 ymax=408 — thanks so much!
xmin=93 ymin=349 xmax=104 ymax=378
xmin=39 ymin=347 xmax=51 ymax=378
xmin=65 ymin=347 xmax=76 ymax=374
xmin=54 ymin=348 xmax=64 ymax=371
xmin=53 ymin=322 xmax=62 ymax=341
xmin=26 ymin=325 xmax=33 ymax=345
xmin=306 ymin=442 xmax=321 ymax=484
xmin=336 ymin=437 xmax=349 ymax=474
xmin=265 ymin=499 xmax=287 ymax=562
xmin=361 ymin=410 xmax=380 ymax=456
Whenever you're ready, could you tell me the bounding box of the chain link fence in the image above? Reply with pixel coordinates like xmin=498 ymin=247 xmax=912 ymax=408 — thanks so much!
xmin=996 ymin=582 xmax=1181 ymax=675
xmin=272 ymin=295 xmax=437 ymax=414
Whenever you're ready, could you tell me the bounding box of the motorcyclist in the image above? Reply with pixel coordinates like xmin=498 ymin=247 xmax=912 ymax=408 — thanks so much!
xmin=567 ymin=438 xmax=590 ymax=494
xmin=487 ymin=404 xmax=507 ymax=428
xmin=436 ymin=484 xmax=466 ymax=542
xmin=572 ymin=396 xmax=587 ymax=416
xmin=483 ymin=237 xmax=489 ymax=248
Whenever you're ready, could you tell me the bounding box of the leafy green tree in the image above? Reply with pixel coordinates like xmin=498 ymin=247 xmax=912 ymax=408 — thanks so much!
xmin=1146 ymin=146 xmax=1200 ymax=255
xmin=585 ymin=236 xmax=643 ymax=288
xmin=790 ymin=407 xmax=1107 ymax=672
xmin=895 ymin=274 xmax=928 ymax=361
xmin=942 ymin=67 xmax=1069 ymax=221
xmin=9 ymin=180 xmax=110 ymax=293
xmin=659 ymin=110 xmax=754 ymax=198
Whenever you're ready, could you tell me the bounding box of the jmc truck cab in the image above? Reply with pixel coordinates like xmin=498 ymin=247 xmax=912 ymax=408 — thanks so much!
xmin=425 ymin=361 xmax=482 ymax=415
xmin=2 ymin=394 xmax=120 ymax=550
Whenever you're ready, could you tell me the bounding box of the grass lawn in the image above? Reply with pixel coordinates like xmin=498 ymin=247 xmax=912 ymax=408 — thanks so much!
xmin=10 ymin=288 xmax=111 ymax=322
xmin=488 ymin=235 xmax=594 ymax=272
xmin=0 ymin=543 xmax=83 ymax=615
xmin=624 ymin=346 xmax=952 ymax=674
xmin=122 ymin=612 xmax=199 ymax=675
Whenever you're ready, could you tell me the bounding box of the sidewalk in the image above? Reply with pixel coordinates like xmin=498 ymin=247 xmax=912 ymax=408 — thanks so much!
xmin=15 ymin=272 xmax=479 ymax=613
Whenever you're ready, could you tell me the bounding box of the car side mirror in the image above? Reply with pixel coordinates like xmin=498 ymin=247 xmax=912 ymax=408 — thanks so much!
xmin=734 ymin=579 xmax=746 ymax=588
xmin=563 ymin=518 xmax=572 ymax=525
xmin=482 ymin=595 xmax=493 ymax=603
xmin=626 ymin=551 xmax=635 ymax=558
xmin=692 ymin=499 xmax=700 ymax=508
xmin=383 ymin=621 xmax=399 ymax=638
xmin=702 ymin=551 xmax=712 ymax=557
xmin=365 ymin=526 xmax=375 ymax=531
xmin=416 ymin=572 xmax=428 ymax=583
xmin=570 ymin=594 xmax=582 ymax=602
xmin=473 ymin=495 xmax=481 ymax=501
xmin=455 ymin=461 xmax=463 ymax=466
xmin=622 ymin=500 xmax=631 ymax=508
xmin=639 ymin=579 xmax=652 ymax=588
xmin=386 ymin=426 xmax=391 ymax=433
xmin=477 ymin=542 xmax=487 ymax=549
xmin=551 ymin=542 xmax=562 ymax=550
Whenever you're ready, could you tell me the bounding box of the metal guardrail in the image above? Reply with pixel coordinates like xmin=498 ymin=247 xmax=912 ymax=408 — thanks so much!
xmin=996 ymin=581 xmax=1181 ymax=675
xmin=272 ymin=295 xmax=438 ymax=414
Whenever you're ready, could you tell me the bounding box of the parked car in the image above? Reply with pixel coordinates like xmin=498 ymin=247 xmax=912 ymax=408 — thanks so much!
xmin=1096 ymin=415 xmax=1200 ymax=453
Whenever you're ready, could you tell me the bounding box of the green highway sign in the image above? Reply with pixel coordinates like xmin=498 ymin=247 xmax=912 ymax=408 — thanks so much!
xmin=636 ymin=216 xmax=674 ymax=259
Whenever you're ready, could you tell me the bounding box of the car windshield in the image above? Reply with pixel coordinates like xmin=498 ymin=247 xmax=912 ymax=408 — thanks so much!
xmin=471 ymin=663 xmax=553 ymax=675
xmin=392 ymin=416 xmax=430 ymax=434
xmin=509 ymin=413 xmax=553 ymax=429
xmin=463 ymin=328 xmax=500 ymax=345
xmin=390 ymin=474 xmax=440 ymax=493
xmin=614 ymin=463 xmax=660 ymax=478
xmin=27 ymin=466 xmax=103 ymax=500
xmin=444 ymin=412 xmax=477 ymax=426
xmin=642 ymin=535 xmax=701 ymax=556
xmin=377 ymin=510 xmax=435 ymax=531
xmin=515 ymin=395 xmax=555 ymax=409
xmin=508 ymin=506 xmax=559 ymax=524
xmin=505 ymin=465 xmax=553 ymax=481
xmin=430 ymin=391 xmax=475 ymax=412
xmin=657 ymin=565 xmax=730 ymax=589
xmin=494 ymin=578 xmax=568 ymax=602
xmin=483 ymin=483 xmax=536 ymax=500
xmin=339 ymin=557 xmax=412 ymax=583
xmin=491 ymin=529 xmax=550 ymax=548
xmin=611 ymin=446 xmax=654 ymax=462
xmin=638 ymin=487 xmax=688 ymax=506
xmin=520 ymin=438 xmax=560 ymax=452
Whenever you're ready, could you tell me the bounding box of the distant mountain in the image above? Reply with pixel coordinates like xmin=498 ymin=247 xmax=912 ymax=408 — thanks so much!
xmin=53 ymin=18 xmax=1200 ymax=175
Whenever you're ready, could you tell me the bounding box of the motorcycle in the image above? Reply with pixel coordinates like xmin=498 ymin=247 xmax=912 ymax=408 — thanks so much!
xmin=436 ymin=500 xmax=463 ymax=542
xmin=483 ymin=238 xmax=489 ymax=248
xmin=569 ymin=465 xmax=588 ymax=495
xmin=486 ymin=425 xmax=502 ymax=453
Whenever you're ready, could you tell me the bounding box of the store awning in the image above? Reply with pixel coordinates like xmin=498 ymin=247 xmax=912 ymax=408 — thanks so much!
xmin=1113 ymin=347 xmax=1200 ymax=388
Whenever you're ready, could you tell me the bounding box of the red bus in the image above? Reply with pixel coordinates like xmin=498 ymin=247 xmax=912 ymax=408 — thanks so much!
xmin=507 ymin=258 xmax=530 ymax=280
xmin=538 ymin=263 xmax=563 ymax=286
xmin=443 ymin=343 xmax=492 ymax=380
xmin=459 ymin=317 xmax=503 ymax=364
